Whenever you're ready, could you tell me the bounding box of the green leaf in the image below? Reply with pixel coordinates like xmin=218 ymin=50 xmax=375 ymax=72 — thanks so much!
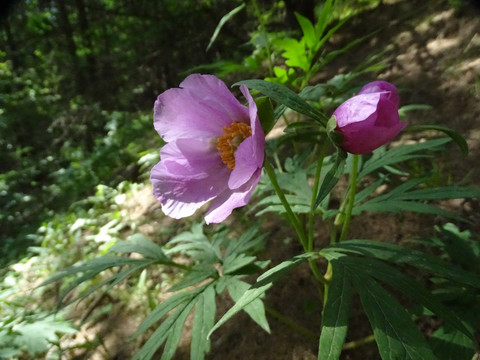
xmin=132 ymin=288 xmax=204 ymax=360
xmin=227 ymin=278 xmax=270 ymax=333
xmin=255 ymin=96 xmax=275 ymax=134
xmin=353 ymin=199 xmax=466 ymax=222
xmin=295 ymin=12 xmax=316 ymax=49
xmin=191 ymin=285 xmax=216 ymax=360
xmin=224 ymin=223 xmax=266 ymax=258
xmin=276 ymin=38 xmax=310 ymax=71
xmin=406 ymin=124 xmax=468 ymax=156
xmin=393 ymin=187 xmax=480 ymax=201
xmin=341 ymin=256 xmax=474 ymax=341
xmin=40 ymin=255 xmax=156 ymax=306
xmin=322 ymin=240 xmax=480 ymax=290
xmin=12 ymin=315 xmax=76 ymax=356
xmin=315 ymin=0 xmax=334 ymax=41
xmin=318 ymin=261 xmax=353 ymax=360
xmin=208 ymin=253 xmax=313 ymax=337
xmin=351 ymin=272 xmax=436 ymax=360
xmin=223 ymin=254 xmax=257 ymax=275
xmin=436 ymin=223 xmax=480 ymax=272
xmin=135 ymin=287 xmax=205 ymax=337
xmin=358 ymin=138 xmax=450 ymax=179
xmin=206 ymin=4 xmax=245 ymax=51
xmin=109 ymin=233 xmax=171 ymax=263
xmin=168 ymin=265 xmax=217 ymax=293
xmin=430 ymin=324 xmax=477 ymax=360
xmin=234 ymin=79 xmax=328 ymax=125
xmin=314 ymin=150 xmax=347 ymax=209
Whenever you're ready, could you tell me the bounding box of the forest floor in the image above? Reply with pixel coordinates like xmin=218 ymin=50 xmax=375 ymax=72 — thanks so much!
xmin=64 ymin=0 xmax=480 ymax=359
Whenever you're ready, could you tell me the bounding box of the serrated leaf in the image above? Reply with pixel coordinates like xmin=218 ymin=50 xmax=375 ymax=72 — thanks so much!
xmin=191 ymin=285 xmax=216 ymax=360
xmin=295 ymin=12 xmax=316 ymax=49
xmin=227 ymin=278 xmax=270 ymax=333
xmin=351 ymin=272 xmax=436 ymax=360
xmin=318 ymin=261 xmax=353 ymax=360
xmin=234 ymin=79 xmax=327 ymax=125
xmin=276 ymin=37 xmax=309 ymax=71
xmin=208 ymin=253 xmax=313 ymax=338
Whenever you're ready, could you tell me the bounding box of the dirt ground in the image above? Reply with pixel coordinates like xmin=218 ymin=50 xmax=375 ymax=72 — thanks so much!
xmin=67 ymin=0 xmax=480 ymax=359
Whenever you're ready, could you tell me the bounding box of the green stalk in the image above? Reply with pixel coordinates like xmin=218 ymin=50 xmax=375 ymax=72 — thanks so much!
xmin=307 ymin=140 xmax=329 ymax=252
xmin=339 ymin=154 xmax=359 ymax=242
xmin=265 ymin=306 xmax=317 ymax=340
xmin=251 ymin=0 xmax=274 ymax=77
xmin=264 ymin=160 xmax=308 ymax=251
xmin=342 ymin=334 xmax=375 ymax=350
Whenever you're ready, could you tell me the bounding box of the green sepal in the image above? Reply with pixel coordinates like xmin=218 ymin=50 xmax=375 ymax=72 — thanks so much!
xmin=255 ymin=96 xmax=275 ymax=135
xmin=326 ymin=115 xmax=343 ymax=148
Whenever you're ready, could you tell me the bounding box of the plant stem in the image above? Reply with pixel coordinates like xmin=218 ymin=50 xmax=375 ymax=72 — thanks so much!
xmin=342 ymin=334 xmax=375 ymax=350
xmin=308 ymin=140 xmax=329 ymax=252
xmin=265 ymin=306 xmax=317 ymax=341
xmin=339 ymin=154 xmax=359 ymax=242
xmin=264 ymin=160 xmax=308 ymax=251
xmin=251 ymin=0 xmax=274 ymax=77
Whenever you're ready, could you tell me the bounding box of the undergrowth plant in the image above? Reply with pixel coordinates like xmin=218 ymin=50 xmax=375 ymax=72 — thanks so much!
xmin=41 ymin=1 xmax=480 ymax=359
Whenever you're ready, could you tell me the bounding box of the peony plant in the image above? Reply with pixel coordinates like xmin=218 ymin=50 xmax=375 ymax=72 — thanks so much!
xmin=141 ymin=73 xmax=479 ymax=360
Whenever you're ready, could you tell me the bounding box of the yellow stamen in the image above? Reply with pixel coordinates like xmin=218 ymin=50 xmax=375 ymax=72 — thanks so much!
xmin=217 ymin=122 xmax=252 ymax=170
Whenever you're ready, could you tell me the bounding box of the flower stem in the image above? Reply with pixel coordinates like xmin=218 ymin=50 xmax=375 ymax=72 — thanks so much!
xmin=265 ymin=305 xmax=317 ymax=341
xmin=264 ymin=160 xmax=308 ymax=251
xmin=251 ymin=0 xmax=274 ymax=77
xmin=342 ymin=334 xmax=375 ymax=350
xmin=307 ymin=140 xmax=329 ymax=252
xmin=339 ymin=154 xmax=359 ymax=242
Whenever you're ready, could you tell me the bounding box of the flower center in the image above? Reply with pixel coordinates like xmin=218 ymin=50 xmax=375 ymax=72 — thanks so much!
xmin=217 ymin=122 xmax=252 ymax=170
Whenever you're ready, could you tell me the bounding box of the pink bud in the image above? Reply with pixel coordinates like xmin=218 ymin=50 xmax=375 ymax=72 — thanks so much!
xmin=334 ymin=81 xmax=406 ymax=154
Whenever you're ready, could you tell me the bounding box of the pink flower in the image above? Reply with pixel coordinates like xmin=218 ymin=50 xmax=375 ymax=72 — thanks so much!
xmin=150 ymin=74 xmax=265 ymax=224
xmin=334 ymin=81 xmax=406 ymax=154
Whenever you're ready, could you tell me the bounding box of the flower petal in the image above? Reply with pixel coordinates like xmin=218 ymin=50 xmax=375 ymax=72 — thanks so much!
xmin=228 ymin=86 xmax=265 ymax=190
xmin=228 ymin=137 xmax=257 ymax=189
xmin=154 ymin=74 xmax=249 ymax=143
xmin=334 ymin=93 xmax=381 ymax=127
xmin=150 ymin=139 xmax=230 ymax=219
xmin=241 ymin=85 xmax=265 ymax=169
xmin=181 ymin=75 xmax=250 ymax=123
xmin=205 ymin=168 xmax=262 ymax=224
xmin=338 ymin=98 xmax=405 ymax=154
xmin=358 ymin=80 xmax=400 ymax=108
